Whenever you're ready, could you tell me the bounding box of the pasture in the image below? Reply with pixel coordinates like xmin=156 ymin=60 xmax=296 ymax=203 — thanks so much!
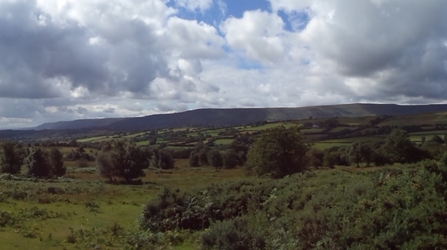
xmin=0 ymin=159 xmax=245 ymax=249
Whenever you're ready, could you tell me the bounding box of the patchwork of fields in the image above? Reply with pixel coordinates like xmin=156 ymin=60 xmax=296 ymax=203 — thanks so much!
xmin=2 ymin=111 xmax=447 ymax=249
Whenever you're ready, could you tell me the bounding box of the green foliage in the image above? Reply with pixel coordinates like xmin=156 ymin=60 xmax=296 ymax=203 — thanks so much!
xmin=64 ymin=146 xmax=94 ymax=161
xmin=307 ymin=148 xmax=324 ymax=167
xmin=152 ymin=149 xmax=174 ymax=169
xmin=421 ymin=141 xmax=447 ymax=160
xmin=207 ymin=149 xmax=223 ymax=169
xmin=383 ymin=129 xmax=416 ymax=163
xmin=201 ymin=216 xmax=268 ymax=250
xmin=245 ymin=126 xmax=308 ymax=178
xmin=228 ymin=134 xmax=254 ymax=166
xmin=96 ymin=140 xmax=147 ymax=183
xmin=188 ymin=151 xmax=199 ymax=167
xmin=359 ymin=143 xmax=374 ymax=167
xmin=223 ymin=149 xmax=238 ymax=169
xmin=0 ymin=141 xmax=24 ymax=174
xmin=139 ymin=161 xmax=447 ymax=249
xmin=348 ymin=142 xmax=362 ymax=167
xmin=26 ymin=147 xmax=51 ymax=177
xmin=429 ymin=135 xmax=445 ymax=144
xmin=96 ymin=152 xmax=114 ymax=182
xmin=198 ymin=150 xmax=209 ymax=166
xmin=49 ymin=148 xmax=66 ymax=177
xmin=24 ymin=147 xmax=67 ymax=178
xmin=322 ymin=151 xmax=337 ymax=168
xmin=139 ymin=177 xmax=304 ymax=233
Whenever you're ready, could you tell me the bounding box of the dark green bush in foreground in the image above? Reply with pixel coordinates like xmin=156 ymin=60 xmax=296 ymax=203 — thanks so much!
xmin=140 ymin=161 xmax=447 ymax=249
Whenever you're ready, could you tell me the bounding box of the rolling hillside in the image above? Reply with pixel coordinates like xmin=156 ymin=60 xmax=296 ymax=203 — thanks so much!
xmin=32 ymin=103 xmax=447 ymax=131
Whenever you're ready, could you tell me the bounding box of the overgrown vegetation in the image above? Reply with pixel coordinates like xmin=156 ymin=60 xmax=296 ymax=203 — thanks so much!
xmin=139 ymin=161 xmax=447 ymax=249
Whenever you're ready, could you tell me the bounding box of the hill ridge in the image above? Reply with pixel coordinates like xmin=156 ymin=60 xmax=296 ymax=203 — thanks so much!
xmin=33 ymin=103 xmax=447 ymax=131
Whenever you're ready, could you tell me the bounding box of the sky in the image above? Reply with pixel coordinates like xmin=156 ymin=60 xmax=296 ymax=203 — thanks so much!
xmin=0 ymin=0 xmax=447 ymax=129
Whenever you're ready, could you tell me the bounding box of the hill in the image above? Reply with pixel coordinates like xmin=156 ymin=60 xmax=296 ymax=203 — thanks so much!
xmin=32 ymin=103 xmax=447 ymax=131
xmin=34 ymin=118 xmax=125 ymax=130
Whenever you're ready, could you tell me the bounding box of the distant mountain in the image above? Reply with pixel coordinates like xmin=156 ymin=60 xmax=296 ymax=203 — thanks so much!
xmin=34 ymin=118 xmax=125 ymax=130
xmin=32 ymin=103 xmax=447 ymax=131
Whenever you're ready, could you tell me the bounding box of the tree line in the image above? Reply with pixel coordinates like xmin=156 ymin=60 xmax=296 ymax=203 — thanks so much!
xmin=1 ymin=126 xmax=443 ymax=182
xmin=0 ymin=141 xmax=65 ymax=178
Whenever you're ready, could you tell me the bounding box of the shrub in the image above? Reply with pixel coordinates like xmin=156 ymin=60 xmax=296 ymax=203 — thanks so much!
xmin=0 ymin=211 xmax=13 ymax=227
xmin=201 ymin=216 xmax=267 ymax=250
xmin=140 ymin=163 xmax=447 ymax=249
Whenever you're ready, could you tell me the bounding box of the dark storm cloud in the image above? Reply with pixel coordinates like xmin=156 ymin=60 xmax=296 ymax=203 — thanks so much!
xmin=0 ymin=0 xmax=168 ymax=99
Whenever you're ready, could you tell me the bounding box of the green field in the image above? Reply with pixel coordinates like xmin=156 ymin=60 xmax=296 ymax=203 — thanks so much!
xmin=77 ymin=136 xmax=109 ymax=143
xmin=0 ymin=159 xmax=245 ymax=249
xmin=214 ymin=138 xmax=234 ymax=145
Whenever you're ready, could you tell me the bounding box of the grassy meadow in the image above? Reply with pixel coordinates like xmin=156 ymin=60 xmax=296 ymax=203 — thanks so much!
xmin=0 ymin=159 xmax=245 ymax=250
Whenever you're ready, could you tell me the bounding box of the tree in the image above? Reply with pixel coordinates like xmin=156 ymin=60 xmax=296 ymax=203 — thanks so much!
xmin=96 ymin=152 xmax=114 ymax=182
xmin=189 ymin=152 xmax=199 ymax=167
xmin=349 ymin=142 xmax=362 ymax=168
xmin=26 ymin=147 xmax=51 ymax=177
xmin=323 ymin=151 xmax=337 ymax=168
xmin=207 ymin=149 xmax=223 ymax=169
xmin=359 ymin=143 xmax=374 ymax=167
xmin=49 ymin=148 xmax=66 ymax=177
xmin=198 ymin=149 xmax=209 ymax=166
xmin=223 ymin=149 xmax=238 ymax=169
xmin=151 ymin=149 xmax=174 ymax=169
xmin=158 ymin=150 xmax=175 ymax=169
xmin=307 ymin=148 xmax=324 ymax=168
xmin=384 ymin=129 xmax=423 ymax=163
xmin=245 ymin=126 xmax=309 ymax=178
xmin=0 ymin=141 xmax=23 ymax=175
xmin=97 ymin=140 xmax=147 ymax=183
xmin=228 ymin=134 xmax=254 ymax=166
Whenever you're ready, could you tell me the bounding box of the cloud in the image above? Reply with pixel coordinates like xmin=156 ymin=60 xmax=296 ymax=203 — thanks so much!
xmin=0 ymin=0 xmax=447 ymax=129
xmin=172 ymin=0 xmax=213 ymax=12
xmin=222 ymin=10 xmax=286 ymax=63
xmin=0 ymin=0 xmax=174 ymax=99
xmin=167 ymin=17 xmax=225 ymax=59
xmin=279 ymin=0 xmax=447 ymax=101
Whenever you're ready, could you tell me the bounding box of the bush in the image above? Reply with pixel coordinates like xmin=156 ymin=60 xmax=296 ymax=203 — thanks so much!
xmin=201 ymin=216 xmax=267 ymax=250
xmin=139 ymin=162 xmax=447 ymax=249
